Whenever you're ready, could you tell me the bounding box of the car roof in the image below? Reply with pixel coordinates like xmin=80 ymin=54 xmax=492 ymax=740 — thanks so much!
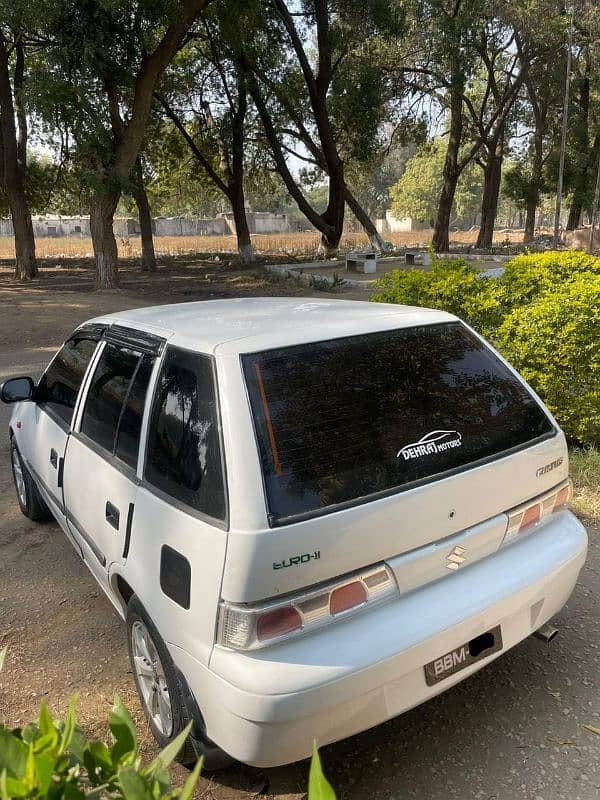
xmin=87 ymin=297 xmax=458 ymax=355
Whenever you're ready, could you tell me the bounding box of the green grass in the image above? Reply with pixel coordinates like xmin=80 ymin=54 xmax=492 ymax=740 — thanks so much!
xmin=570 ymin=446 xmax=600 ymax=520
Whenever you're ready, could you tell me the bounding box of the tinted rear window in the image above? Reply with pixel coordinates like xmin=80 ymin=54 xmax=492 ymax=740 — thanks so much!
xmin=242 ymin=323 xmax=554 ymax=524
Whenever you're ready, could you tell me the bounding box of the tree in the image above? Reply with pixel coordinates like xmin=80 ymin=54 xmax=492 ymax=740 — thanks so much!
xmin=510 ymin=2 xmax=565 ymax=242
xmin=470 ymin=18 xmax=528 ymax=248
xmin=157 ymin=4 xmax=257 ymax=264
xmin=35 ymin=0 xmax=213 ymax=288
xmin=0 ymin=3 xmax=36 ymax=280
xmin=564 ymin=40 xmax=600 ymax=230
xmin=390 ymin=137 xmax=483 ymax=227
xmin=244 ymin=0 xmax=404 ymax=254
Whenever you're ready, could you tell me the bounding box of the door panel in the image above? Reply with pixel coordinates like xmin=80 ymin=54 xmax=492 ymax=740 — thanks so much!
xmin=62 ymin=434 xmax=138 ymax=587
xmin=20 ymin=405 xmax=69 ymax=516
xmin=62 ymin=341 xmax=156 ymax=586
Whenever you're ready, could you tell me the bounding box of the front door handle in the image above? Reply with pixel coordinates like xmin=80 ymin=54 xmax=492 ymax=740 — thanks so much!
xmin=105 ymin=501 xmax=120 ymax=530
xmin=50 ymin=448 xmax=58 ymax=468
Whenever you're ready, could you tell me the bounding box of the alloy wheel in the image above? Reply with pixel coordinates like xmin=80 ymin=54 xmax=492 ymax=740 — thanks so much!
xmin=131 ymin=620 xmax=173 ymax=737
xmin=11 ymin=447 xmax=27 ymax=508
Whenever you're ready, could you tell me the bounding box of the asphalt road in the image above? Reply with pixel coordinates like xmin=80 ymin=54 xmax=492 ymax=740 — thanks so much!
xmin=1 ymin=338 xmax=599 ymax=800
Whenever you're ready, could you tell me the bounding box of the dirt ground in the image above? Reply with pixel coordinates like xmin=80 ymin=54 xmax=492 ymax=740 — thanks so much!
xmin=1 ymin=259 xmax=599 ymax=800
xmin=0 ymin=226 xmax=533 ymax=261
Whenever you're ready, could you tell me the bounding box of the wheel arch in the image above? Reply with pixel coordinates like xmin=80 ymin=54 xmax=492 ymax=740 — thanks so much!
xmin=110 ymin=571 xmax=135 ymax=616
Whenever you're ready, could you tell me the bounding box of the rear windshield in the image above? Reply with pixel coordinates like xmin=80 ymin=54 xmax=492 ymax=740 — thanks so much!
xmin=242 ymin=322 xmax=554 ymax=525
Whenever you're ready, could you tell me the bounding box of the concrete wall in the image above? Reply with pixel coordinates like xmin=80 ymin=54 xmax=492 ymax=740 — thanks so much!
xmin=375 ymin=212 xmax=430 ymax=234
xmin=153 ymin=217 xmax=228 ymax=236
xmin=0 ymin=212 xmax=289 ymax=237
xmin=218 ymin=211 xmax=289 ymax=235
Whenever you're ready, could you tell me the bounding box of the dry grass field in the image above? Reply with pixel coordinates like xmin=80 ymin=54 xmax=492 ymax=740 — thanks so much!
xmin=0 ymin=227 xmax=530 ymax=261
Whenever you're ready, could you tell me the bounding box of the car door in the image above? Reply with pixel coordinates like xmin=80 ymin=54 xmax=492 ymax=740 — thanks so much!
xmin=62 ymin=330 xmax=160 ymax=588
xmin=17 ymin=328 xmax=102 ymax=521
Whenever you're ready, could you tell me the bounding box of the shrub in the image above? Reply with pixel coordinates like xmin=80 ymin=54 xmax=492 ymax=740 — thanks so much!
xmin=371 ymin=257 xmax=502 ymax=336
xmin=495 ymin=274 xmax=600 ymax=444
xmin=496 ymin=251 xmax=600 ymax=311
xmin=0 ymin=689 xmax=203 ymax=799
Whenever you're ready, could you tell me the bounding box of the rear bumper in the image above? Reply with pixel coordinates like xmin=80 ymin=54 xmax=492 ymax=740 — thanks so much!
xmin=171 ymin=511 xmax=587 ymax=767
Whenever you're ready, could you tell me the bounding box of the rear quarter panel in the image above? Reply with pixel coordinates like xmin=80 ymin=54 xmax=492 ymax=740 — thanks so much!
xmin=115 ymin=485 xmax=228 ymax=666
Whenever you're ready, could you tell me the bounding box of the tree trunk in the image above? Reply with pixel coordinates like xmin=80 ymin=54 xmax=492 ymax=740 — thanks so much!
xmin=318 ymin=158 xmax=345 ymax=257
xmin=230 ymin=183 xmax=254 ymax=265
xmin=9 ymin=192 xmax=36 ymax=280
xmin=524 ymin=124 xmax=544 ymax=243
xmin=133 ymin=160 xmax=156 ymax=272
xmin=476 ymin=140 xmax=503 ymax=248
xmin=344 ymin=188 xmax=385 ymax=250
xmin=566 ymin=201 xmax=582 ymax=231
xmin=0 ymin=32 xmax=36 ymax=281
xmin=90 ymin=192 xmax=120 ymax=289
xmin=433 ymin=60 xmax=464 ymax=253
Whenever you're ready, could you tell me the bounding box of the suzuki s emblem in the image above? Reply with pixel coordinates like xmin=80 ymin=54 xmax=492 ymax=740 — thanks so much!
xmin=446 ymin=545 xmax=466 ymax=570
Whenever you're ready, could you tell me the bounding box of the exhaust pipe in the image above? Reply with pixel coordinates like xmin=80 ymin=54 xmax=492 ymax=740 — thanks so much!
xmin=533 ymin=622 xmax=559 ymax=643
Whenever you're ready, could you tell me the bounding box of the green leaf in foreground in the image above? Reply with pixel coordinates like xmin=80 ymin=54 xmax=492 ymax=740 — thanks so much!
xmin=308 ymin=743 xmax=336 ymax=800
xmin=109 ymin=697 xmax=137 ymax=765
xmin=178 ymin=756 xmax=203 ymax=800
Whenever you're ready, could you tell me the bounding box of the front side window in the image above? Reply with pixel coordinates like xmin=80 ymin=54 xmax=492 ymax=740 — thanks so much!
xmin=145 ymin=347 xmax=226 ymax=522
xmin=38 ymin=336 xmax=99 ymax=426
xmin=80 ymin=343 xmax=153 ymax=469
xmin=242 ymin=322 xmax=555 ymax=524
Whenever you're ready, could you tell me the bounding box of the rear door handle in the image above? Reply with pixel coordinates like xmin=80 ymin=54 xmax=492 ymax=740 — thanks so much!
xmin=105 ymin=501 xmax=120 ymax=530
xmin=50 ymin=448 xmax=58 ymax=468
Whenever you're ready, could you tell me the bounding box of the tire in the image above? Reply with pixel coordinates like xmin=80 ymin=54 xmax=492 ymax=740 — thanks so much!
xmin=10 ymin=439 xmax=52 ymax=522
xmin=126 ymin=595 xmax=232 ymax=771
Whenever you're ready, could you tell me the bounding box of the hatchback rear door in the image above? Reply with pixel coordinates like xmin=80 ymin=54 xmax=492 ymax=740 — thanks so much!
xmin=219 ymin=320 xmax=567 ymax=602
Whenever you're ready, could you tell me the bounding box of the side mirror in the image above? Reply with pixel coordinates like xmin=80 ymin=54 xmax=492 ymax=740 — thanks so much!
xmin=0 ymin=376 xmax=35 ymax=404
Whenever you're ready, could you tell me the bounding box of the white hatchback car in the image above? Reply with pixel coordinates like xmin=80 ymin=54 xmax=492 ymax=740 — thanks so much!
xmin=2 ymin=298 xmax=587 ymax=768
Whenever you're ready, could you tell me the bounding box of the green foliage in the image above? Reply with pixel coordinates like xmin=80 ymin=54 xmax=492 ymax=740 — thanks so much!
xmin=495 ymin=274 xmax=600 ymax=444
xmin=371 ymin=251 xmax=600 ymax=445
xmin=495 ymin=251 xmax=600 ymax=311
xmin=371 ymin=257 xmax=502 ymax=335
xmin=0 ymin=685 xmax=201 ymax=799
xmin=389 ymin=138 xmax=483 ymax=225
xmin=308 ymin=743 xmax=336 ymax=800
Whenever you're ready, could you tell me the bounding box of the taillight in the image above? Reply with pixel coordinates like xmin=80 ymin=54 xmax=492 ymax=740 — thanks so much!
xmin=330 ymin=581 xmax=367 ymax=615
xmin=505 ymin=479 xmax=572 ymax=543
xmin=256 ymin=606 xmax=302 ymax=641
xmin=218 ymin=564 xmax=398 ymax=651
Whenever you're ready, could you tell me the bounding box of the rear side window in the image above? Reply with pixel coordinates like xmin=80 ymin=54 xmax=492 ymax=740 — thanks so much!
xmin=242 ymin=322 xmax=555 ymax=524
xmin=144 ymin=347 xmax=226 ymax=522
xmin=80 ymin=343 xmax=154 ymax=469
xmin=38 ymin=337 xmax=98 ymax=426
xmin=115 ymin=356 xmax=155 ymax=469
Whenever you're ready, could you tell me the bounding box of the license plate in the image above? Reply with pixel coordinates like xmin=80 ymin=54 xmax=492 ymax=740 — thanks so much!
xmin=424 ymin=625 xmax=503 ymax=686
